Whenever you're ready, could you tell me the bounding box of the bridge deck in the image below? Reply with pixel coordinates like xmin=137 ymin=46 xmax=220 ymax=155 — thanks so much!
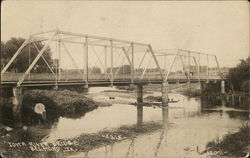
xmin=1 ymin=78 xmax=220 ymax=88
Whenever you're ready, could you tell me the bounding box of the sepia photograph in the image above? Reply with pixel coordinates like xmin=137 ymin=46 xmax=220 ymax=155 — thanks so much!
xmin=0 ymin=1 xmax=249 ymax=158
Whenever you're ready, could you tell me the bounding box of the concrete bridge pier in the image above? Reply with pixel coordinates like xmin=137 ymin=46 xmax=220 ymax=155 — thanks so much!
xmin=137 ymin=84 xmax=143 ymax=103
xmin=162 ymin=82 xmax=168 ymax=107
xmin=137 ymin=84 xmax=143 ymax=125
xmin=12 ymin=87 xmax=23 ymax=127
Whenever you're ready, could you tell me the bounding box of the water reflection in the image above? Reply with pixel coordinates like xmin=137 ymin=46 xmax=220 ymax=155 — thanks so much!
xmin=125 ymin=138 xmax=135 ymax=158
xmin=1 ymin=86 xmax=249 ymax=158
xmin=137 ymin=104 xmax=143 ymax=125
xmin=162 ymin=107 xmax=168 ymax=127
xmin=69 ymin=89 xmax=248 ymax=158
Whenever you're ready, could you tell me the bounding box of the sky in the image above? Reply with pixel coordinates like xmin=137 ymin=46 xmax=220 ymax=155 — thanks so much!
xmin=1 ymin=1 xmax=249 ymax=68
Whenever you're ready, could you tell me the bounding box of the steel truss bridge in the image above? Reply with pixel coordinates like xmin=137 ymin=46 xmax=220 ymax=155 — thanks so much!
xmin=1 ymin=30 xmax=224 ymax=88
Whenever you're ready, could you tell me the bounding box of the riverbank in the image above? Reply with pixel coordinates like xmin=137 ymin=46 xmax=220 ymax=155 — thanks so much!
xmin=205 ymin=123 xmax=250 ymax=157
xmin=117 ymin=83 xmax=201 ymax=94
xmin=22 ymin=89 xmax=111 ymax=122
xmin=68 ymin=121 xmax=164 ymax=153
xmin=0 ymin=121 xmax=165 ymax=158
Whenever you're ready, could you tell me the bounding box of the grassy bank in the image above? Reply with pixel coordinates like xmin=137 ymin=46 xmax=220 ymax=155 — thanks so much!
xmin=206 ymin=123 xmax=250 ymax=157
xmin=22 ymin=89 xmax=110 ymax=124
xmin=0 ymin=122 xmax=165 ymax=158
xmin=63 ymin=121 xmax=164 ymax=153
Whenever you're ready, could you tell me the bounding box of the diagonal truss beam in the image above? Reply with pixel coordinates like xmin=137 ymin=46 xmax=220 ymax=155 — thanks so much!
xmin=214 ymin=55 xmax=223 ymax=80
xmin=164 ymin=53 xmax=178 ymax=82
xmin=122 ymin=47 xmax=132 ymax=65
xmin=32 ymin=41 xmax=56 ymax=78
xmin=61 ymin=42 xmax=85 ymax=81
xmin=17 ymin=33 xmax=56 ymax=86
xmin=148 ymin=45 xmax=163 ymax=80
xmin=140 ymin=57 xmax=152 ymax=80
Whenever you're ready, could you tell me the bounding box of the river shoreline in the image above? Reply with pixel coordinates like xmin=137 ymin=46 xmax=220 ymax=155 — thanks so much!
xmin=0 ymin=122 xmax=165 ymax=158
xmin=205 ymin=123 xmax=250 ymax=157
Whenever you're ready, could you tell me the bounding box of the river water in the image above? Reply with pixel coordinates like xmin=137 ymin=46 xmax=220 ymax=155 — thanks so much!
xmin=1 ymin=86 xmax=249 ymax=158
xmin=46 ymin=87 xmax=248 ymax=157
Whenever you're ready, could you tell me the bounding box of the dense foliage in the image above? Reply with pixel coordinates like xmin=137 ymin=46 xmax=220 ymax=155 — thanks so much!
xmin=1 ymin=37 xmax=53 ymax=73
xmin=206 ymin=123 xmax=249 ymax=157
xmin=227 ymin=56 xmax=250 ymax=92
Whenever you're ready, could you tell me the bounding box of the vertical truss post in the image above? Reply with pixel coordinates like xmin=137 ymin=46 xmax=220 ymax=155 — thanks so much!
xmin=85 ymin=37 xmax=89 ymax=86
xmin=28 ymin=42 xmax=31 ymax=80
xmin=55 ymin=34 xmax=58 ymax=89
xmin=58 ymin=37 xmax=61 ymax=81
xmin=206 ymin=54 xmax=209 ymax=83
xmin=188 ymin=51 xmax=191 ymax=88
xmin=174 ymin=60 xmax=179 ymax=84
xmin=192 ymin=56 xmax=199 ymax=83
xmin=178 ymin=50 xmax=186 ymax=76
xmin=83 ymin=43 xmax=85 ymax=79
xmin=214 ymin=55 xmax=223 ymax=80
xmin=198 ymin=53 xmax=201 ymax=84
xmin=110 ymin=40 xmax=114 ymax=86
xmin=131 ymin=43 xmax=134 ymax=84
xmin=104 ymin=46 xmax=107 ymax=79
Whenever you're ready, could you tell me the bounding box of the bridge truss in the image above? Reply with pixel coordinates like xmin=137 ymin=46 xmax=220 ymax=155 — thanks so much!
xmin=1 ymin=30 xmax=223 ymax=87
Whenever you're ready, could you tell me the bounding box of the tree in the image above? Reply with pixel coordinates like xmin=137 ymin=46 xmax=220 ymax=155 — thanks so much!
xmin=90 ymin=67 xmax=101 ymax=74
xmin=1 ymin=37 xmax=53 ymax=73
xmin=227 ymin=56 xmax=250 ymax=91
xmin=118 ymin=65 xmax=131 ymax=74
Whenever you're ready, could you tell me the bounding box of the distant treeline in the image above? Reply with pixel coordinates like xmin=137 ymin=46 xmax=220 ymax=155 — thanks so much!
xmin=226 ymin=56 xmax=250 ymax=92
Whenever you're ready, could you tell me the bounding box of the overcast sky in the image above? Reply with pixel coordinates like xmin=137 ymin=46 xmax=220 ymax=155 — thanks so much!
xmin=1 ymin=1 xmax=249 ymax=67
